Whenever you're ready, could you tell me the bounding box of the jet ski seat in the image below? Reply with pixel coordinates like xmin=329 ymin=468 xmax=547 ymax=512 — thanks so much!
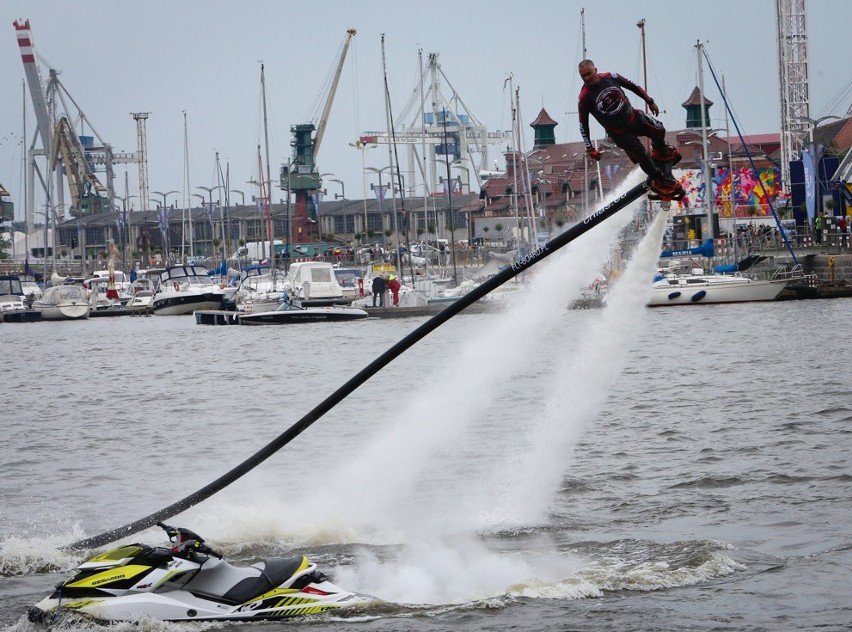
xmin=221 ymin=556 xmax=307 ymax=603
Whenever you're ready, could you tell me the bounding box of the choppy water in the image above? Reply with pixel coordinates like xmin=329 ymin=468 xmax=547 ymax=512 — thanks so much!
xmin=2 ymin=191 xmax=850 ymax=631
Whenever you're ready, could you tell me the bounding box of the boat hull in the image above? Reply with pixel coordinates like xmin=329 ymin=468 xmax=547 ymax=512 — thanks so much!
xmin=38 ymin=303 xmax=91 ymax=320
xmin=238 ymin=306 xmax=368 ymax=325
xmin=30 ymin=581 xmax=370 ymax=622
xmin=648 ymin=276 xmax=786 ymax=306
xmin=153 ymin=293 xmax=223 ymax=316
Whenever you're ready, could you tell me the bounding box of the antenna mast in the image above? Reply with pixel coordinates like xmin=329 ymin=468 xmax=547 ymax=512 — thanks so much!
xmin=775 ymin=0 xmax=810 ymax=191
xmin=132 ymin=112 xmax=150 ymax=212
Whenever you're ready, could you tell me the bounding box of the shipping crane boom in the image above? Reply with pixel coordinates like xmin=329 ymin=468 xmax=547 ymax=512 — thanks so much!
xmin=14 ymin=20 xmax=52 ymax=151
xmin=313 ymin=28 xmax=356 ymax=159
xmin=51 ymin=116 xmax=108 ymax=215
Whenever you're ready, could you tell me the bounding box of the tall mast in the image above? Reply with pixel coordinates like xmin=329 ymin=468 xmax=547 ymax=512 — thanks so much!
xmin=637 ymin=19 xmax=648 ymax=113
xmin=22 ymin=79 xmax=28 ymax=257
xmin=261 ymin=64 xmax=276 ymax=269
xmin=258 ymin=146 xmax=273 ymax=266
xmin=183 ymin=111 xmax=193 ymax=259
xmin=696 ymin=42 xmax=715 ymax=240
xmin=505 ymin=74 xmax=521 ymax=239
xmin=380 ymin=35 xmax=400 ymax=256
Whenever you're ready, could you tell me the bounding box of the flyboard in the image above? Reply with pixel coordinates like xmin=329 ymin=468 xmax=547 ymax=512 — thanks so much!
xmin=647 ymin=153 xmax=686 ymax=202
xmin=69 ymin=178 xmax=652 ymax=550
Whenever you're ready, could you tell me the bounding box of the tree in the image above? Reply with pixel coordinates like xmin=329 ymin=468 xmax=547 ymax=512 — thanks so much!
xmin=495 ymin=223 xmax=504 ymax=243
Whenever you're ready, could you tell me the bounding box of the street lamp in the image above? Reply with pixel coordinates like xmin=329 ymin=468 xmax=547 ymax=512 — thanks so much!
xmin=351 ymin=140 xmax=377 ymax=240
xmin=230 ymin=189 xmax=245 ymax=205
xmin=366 ymin=166 xmax=394 ymax=250
xmin=151 ymin=191 xmax=178 ymax=263
xmin=328 ymin=179 xmax=345 ymax=199
xmin=793 ymin=115 xmax=842 ymax=146
xmin=152 ymin=190 xmax=179 ymax=211
xmin=196 ymin=186 xmax=223 ymax=258
xmin=451 ymin=161 xmax=471 ymax=194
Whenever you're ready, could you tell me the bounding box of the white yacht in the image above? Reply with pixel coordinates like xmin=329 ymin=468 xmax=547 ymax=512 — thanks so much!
xmin=152 ymin=265 xmax=225 ymax=315
xmin=234 ymin=264 xmax=286 ymax=313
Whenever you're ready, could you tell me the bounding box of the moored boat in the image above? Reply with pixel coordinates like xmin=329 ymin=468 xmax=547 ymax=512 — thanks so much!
xmin=233 ymin=264 xmax=286 ymax=313
xmin=283 ymin=261 xmax=350 ymax=306
xmin=234 ymin=301 xmax=368 ymax=325
xmin=0 ymin=275 xmax=42 ymax=322
xmin=152 ymin=265 xmax=225 ymax=315
xmin=32 ymin=284 xmax=90 ymax=320
xmin=648 ymin=270 xmax=787 ymax=306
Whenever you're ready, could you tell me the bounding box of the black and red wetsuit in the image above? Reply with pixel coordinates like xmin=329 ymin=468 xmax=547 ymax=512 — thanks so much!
xmin=578 ymin=72 xmax=667 ymax=178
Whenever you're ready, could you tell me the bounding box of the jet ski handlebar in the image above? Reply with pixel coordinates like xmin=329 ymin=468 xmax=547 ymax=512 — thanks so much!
xmin=156 ymin=521 xmax=222 ymax=559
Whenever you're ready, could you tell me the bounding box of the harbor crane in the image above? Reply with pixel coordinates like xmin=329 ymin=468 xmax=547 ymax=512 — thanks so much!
xmin=359 ymin=52 xmax=512 ymax=197
xmin=281 ymin=28 xmax=356 ymax=243
xmin=50 ymin=116 xmax=108 ymax=215
xmin=14 ymin=19 xmax=137 ymax=224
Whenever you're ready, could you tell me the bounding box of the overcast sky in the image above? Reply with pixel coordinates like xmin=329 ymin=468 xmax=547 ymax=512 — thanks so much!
xmin=1 ymin=0 xmax=850 ymax=222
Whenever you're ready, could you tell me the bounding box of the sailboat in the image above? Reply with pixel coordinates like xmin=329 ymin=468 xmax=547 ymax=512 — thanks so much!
xmin=647 ymin=42 xmax=794 ymax=307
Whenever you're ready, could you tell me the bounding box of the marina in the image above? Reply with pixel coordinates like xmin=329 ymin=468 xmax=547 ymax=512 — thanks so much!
xmin=1 ymin=269 xmax=848 ymax=631
xmin=1 ymin=3 xmax=852 ymax=630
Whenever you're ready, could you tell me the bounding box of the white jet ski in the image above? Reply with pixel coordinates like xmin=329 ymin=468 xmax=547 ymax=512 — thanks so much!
xmin=29 ymin=522 xmax=372 ymax=622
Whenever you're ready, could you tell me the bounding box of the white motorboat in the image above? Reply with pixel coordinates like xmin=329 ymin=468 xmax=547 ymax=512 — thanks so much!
xmin=32 ymin=284 xmax=91 ymax=320
xmin=85 ymin=276 xmax=132 ymax=310
xmin=283 ymin=261 xmax=349 ymax=306
xmin=333 ymin=267 xmax=364 ymax=301
xmin=648 ymin=269 xmax=787 ymax=306
xmin=234 ymin=264 xmax=286 ymax=313
xmin=0 ymin=275 xmax=42 ymax=321
xmin=18 ymin=274 xmax=43 ymax=302
xmin=152 ymin=265 xmax=225 ymax=315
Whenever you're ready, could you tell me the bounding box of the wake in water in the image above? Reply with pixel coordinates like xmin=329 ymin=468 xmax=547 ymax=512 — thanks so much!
xmin=299 ymin=169 xmax=648 ymax=534
xmin=324 ymin=203 xmax=744 ymax=605
xmin=0 ymin=186 xmax=744 ymax=612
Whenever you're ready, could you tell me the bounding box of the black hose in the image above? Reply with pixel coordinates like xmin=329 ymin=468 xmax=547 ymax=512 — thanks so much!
xmin=68 ymin=181 xmax=649 ymax=550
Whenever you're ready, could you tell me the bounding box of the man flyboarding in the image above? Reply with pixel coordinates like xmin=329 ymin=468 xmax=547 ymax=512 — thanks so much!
xmin=578 ymin=59 xmax=682 ymax=198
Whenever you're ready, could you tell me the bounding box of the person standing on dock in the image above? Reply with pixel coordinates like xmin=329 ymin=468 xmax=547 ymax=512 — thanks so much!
xmin=387 ymin=274 xmax=401 ymax=307
xmin=371 ymin=274 xmax=387 ymax=307
xmin=815 ymin=211 xmax=825 ymax=245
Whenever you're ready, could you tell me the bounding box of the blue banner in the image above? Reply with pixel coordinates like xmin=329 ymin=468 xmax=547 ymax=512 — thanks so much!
xmin=802 ymin=146 xmax=817 ymax=219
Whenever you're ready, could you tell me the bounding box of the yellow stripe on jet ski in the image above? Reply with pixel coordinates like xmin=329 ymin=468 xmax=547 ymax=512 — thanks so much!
xmin=66 ymin=565 xmax=150 ymax=588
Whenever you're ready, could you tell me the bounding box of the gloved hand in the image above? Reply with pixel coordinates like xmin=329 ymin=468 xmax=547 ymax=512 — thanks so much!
xmin=649 ymin=100 xmax=660 ymax=116
xmin=587 ymin=148 xmax=602 ymax=162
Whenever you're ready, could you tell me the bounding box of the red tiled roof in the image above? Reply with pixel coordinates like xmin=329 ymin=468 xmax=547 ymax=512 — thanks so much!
xmin=719 ymin=133 xmax=779 ymax=145
xmin=531 ymin=108 xmax=558 ymax=127
xmin=681 ymin=86 xmax=713 ymax=107
xmin=834 ymin=119 xmax=852 ymax=151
